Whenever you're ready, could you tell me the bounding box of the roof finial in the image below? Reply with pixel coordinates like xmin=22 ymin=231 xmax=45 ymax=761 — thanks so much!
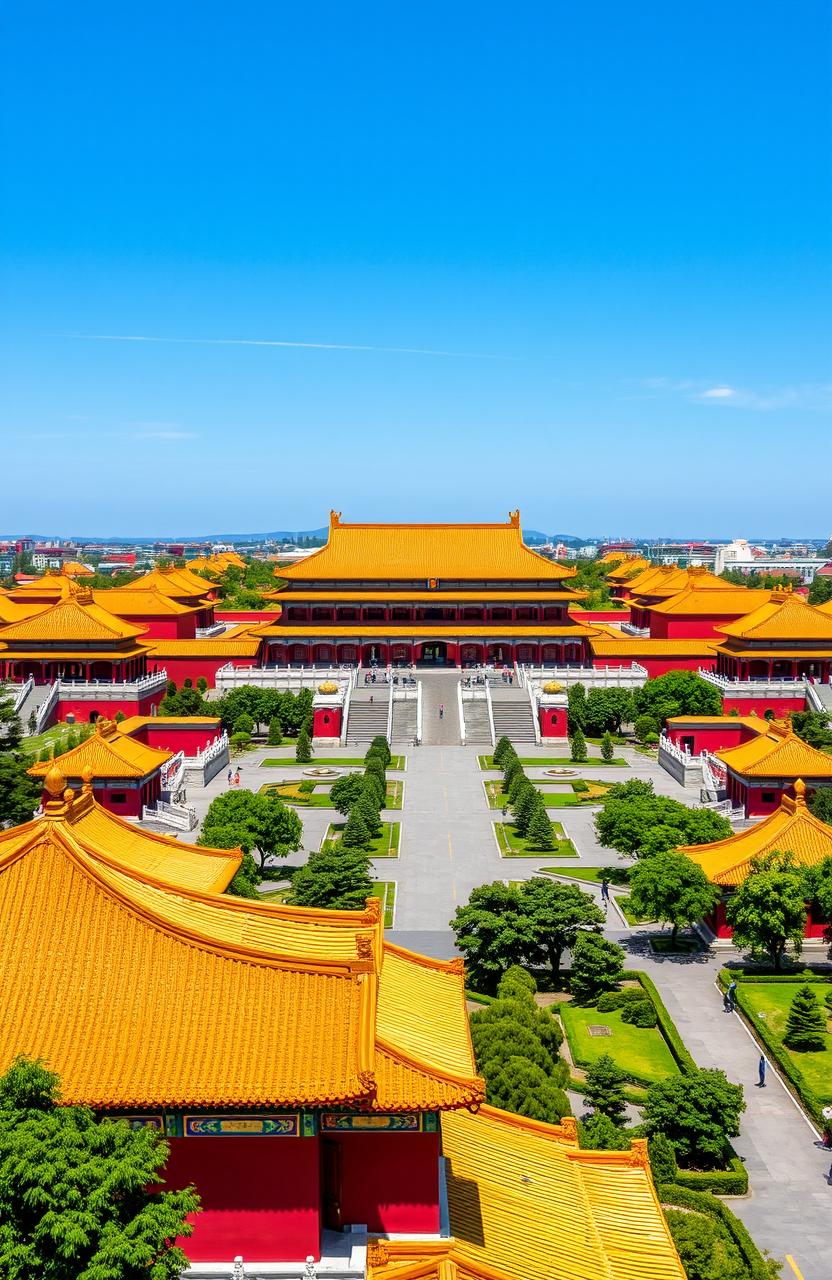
xmin=508 ymin=509 xmax=520 ymax=528
xmin=81 ymin=766 xmax=94 ymax=793
xmin=330 ymin=510 xmax=341 ymax=527
xmin=794 ymin=778 xmax=807 ymax=806
xmin=44 ymin=762 xmax=65 ymax=797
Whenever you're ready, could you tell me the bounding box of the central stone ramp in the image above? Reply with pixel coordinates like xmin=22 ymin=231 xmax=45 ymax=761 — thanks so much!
xmin=418 ymin=671 xmax=462 ymax=746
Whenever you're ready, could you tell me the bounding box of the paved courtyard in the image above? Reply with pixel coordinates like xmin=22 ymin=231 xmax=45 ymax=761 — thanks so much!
xmin=174 ymin=732 xmax=831 ymax=1277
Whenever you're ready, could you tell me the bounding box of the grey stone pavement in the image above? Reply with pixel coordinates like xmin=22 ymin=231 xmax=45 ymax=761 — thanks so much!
xmin=168 ymin=732 xmax=832 ymax=1276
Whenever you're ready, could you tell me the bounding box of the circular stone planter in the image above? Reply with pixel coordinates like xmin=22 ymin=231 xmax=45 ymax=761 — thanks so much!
xmin=303 ymin=767 xmax=342 ymax=778
xmin=544 ymin=768 xmax=577 ymax=777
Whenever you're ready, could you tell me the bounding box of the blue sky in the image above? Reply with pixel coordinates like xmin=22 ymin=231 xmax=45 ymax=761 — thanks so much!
xmin=1 ymin=1 xmax=830 ymax=537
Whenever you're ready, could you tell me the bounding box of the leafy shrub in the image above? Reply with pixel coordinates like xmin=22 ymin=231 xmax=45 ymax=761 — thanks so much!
xmin=620 ymin=999 xmax=658 ymax=1029
xmin=298 ymin=780 xmax=315 ymax=794
xmin=634 ymin=713 xmax=659 ymax=741
xmin=572 ymin=779 xmax=589 ymax=793
xmin=648 ymin=1132 xmax=678 ymax=1184
xmin=595 ymin=989 xmax=646 ymax=1012
xmin=665 ymin=1208 xmax=747 ymax=1280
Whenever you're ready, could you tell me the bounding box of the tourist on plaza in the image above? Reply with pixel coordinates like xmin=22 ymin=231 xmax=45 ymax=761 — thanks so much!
xmin=758 ymin=1054 xmax=767 ymax=1088
xmin=439 ymin=703 xmax=445 ymax=720
xmin=234 ymin=769 xmax=241 ymax=786
xmin=726 ymin=979 xmax=738 ymax=1012
xmin=600 ymin=878 xmax=610 ymax=905
xmin=227 ymin=768 xmax=233 ymax=785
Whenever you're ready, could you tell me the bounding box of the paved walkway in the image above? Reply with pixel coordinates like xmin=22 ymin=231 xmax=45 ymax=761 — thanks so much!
xmin=619 ymin=936 xmax=832 ymax=1280
xmin=418 ymin=670 xmax=463 ymax=745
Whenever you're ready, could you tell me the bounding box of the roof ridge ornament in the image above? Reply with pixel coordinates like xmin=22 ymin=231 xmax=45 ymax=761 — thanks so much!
xmin=508 ymin=509 xmax=520 ymax=528
xmin=793 ymin=778 xmax=807 ymax=805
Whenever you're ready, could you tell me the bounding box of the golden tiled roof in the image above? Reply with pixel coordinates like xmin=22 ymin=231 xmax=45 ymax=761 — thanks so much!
xmin=605 ymin=556 xmax=651 ymax=583
xmin=116 ymin=714 xmax=221 ymax=734
xmin=0 ymin=780 xmax=482 ymax=1111
xmin=620 ymin=565 xmax=731 ymax=604
xmin=370 ymin=1106 xmax=683 ymax=1280
xmin=258 ymin=624 xmax=597 ymax=639
xmin=187 ymin=552 xmax=246 ymax=575
xmin=28 ymin=719 xmax=172 ymax=781
xmin=61 ymin=560 xmax=94 ymax=576
xmin=716 ymin=721 xmax=832 ymax=779
xmin=0 ymin=590 xmax=147 ymax=644
xmin=117 ymin=568 xmax=215 ymax=599
xmin=278 ymin=511 xmax=576 ymax=582
xmin=666 ymin=715 xmax=767 ymax=733
xmin=0 ymin=597 xmax=47 ymax=625
xmin=590 ymin=635 xmax=717 ymax=657
xmin=8 ymin=572 xmax=71 ymax=598
xmin=716 ymin=589 xmax=832 ymax=641
xmin=681 ymin=781 xmax=832 ymax=885
xmin=93 ymin=589 xmax=199 ymax=616
xmin=144 ymin=635 xmax=263 ymax=656
xmin=647 ymin=587 xmax=771 ymax=617
xmin=265 ymin=589 xmax=584 ymax=603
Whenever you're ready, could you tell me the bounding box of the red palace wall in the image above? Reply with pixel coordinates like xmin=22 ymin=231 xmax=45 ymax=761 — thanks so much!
xmin=742 ymin=784 xmax=788 ymax=817
xmin=116 ymin=615 xmax=198 ymax=640
xmin=649 ymin=616 xmax=733 ymax=640
xmin=129 ymin=721 xmax=223 ymax=755
xmin=40 ymin=776 xmax=160 ymax=817
xmin=666 ymin=723 xmax=760 ymax=755
xmin=539 ymin=706 xmax=568 ymax=738
xmin=165 ymin=1136 xmax=321 ymax=1263
xmin=313 ymin=706 xmax=342 ymax=739
xmin=721 ymin=694 xmax=806 ymax=717
xmin=147 ymin=654 xmax=255 ymax=688
xmin=324 ymin=1132 xmax=440 ymax=1234
xmin=708 ymin=900 xmax=828 ymax=940
xmin=599 ymin=653 xmax=714 ymax=677
xmin=57 ymin=690 xmax=163 ymax=724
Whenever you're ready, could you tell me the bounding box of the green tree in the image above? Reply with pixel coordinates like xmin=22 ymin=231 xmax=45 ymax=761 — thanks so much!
xmin=233 ymin=712 xmax=254 ymax=736
xmin=567 ymin=682 xmax=587 ymax=734
xmin=809 ymin=789 xmax=832 ymax=826
xmin=526 ymin=802 xmax=555 ymax=851
xmin=503 ymin=755 xmax=525 ymax=792
xmin=584 ymin=689 xmax=635 ymax=735
xmin=330 ymin=772 xmax=366 ymax=816
xmin=584 ymin=1052 xmax=627 ymax=1124
xmin=648 ymin=1131 xmax=678 ymax=1184
xmin=570 ymin=728 xmax=588 ymax=763
xmin=569 ymin=932 xmax=625 ymax=1004
xmin=634 ymin=671 xmax=722 ymax=725
xmin=665 ymin=1210 xmax=747 ymax=1280
xmin=493 ymin=735 xmax=514 ymax=768
xmin=790 ymin=710 xmax=832 ymax=751
xmin=199 ymin=789 xmax=302 ymax=869
xmin=450 ymin=882 xmax=529 ymax=994
xmin=600 ymin=730 xmax=614 ymax=761
xmin=595 ymin=793 xmax=731 ymax=857
xmin=808 ymin=575 xmax=832 ymax=606
xmin=366 ymin=735 xmax=391 ymax=767
xmin=519 ymin=877 xmax=605 ymax=979
xmin=196 ymin=676 xmax=209 ymax=693
xmin=295 ymin=726 xmax=312 ymax=763
xmin=225 ymin=849 xmax=262 ymax=898
xmin=484 ymin=1057 xmax=571 ymax=1124
xmin=353 ymin=786 xmax=381 ymax=838
xmin=0 ymin=1057 xmax=199 ymax=1279
xmin=267 ymin=716 xmax=283 ymax=746
xmin=634 ymin=713 xmax=660 ymax=741
xmin=0 ymin=690 xmax=23 ymax=750
xmin=644 ymin=1068 xmax=745 ymax=1169
xmin=578 ymin=1112 xmax=632 ymax=1151
xmin=291 ymin=840 xmax=374 ymax=910
xmin=726 ymin=853 xmax=808 ymax=970
xmin=628 ymin=851 xmax=719 ymax=946
xmin=512 ymin=780 xmax=539 ymax=835
xmin=784 ymin=983 xmax=827 ymax=1051
xmin=0 ymin=754 xmax=42 ymax=827
xmin=341 ymin=807 xmax=371 ymax=849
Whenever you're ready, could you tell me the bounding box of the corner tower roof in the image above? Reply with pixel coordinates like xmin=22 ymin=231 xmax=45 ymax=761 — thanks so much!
xmin=277 ymin=511 xmax=578 ymax=582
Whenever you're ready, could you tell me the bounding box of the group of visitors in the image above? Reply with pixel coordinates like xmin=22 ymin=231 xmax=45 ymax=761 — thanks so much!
xmin=226 ymin=767 xmax=242 ymax=786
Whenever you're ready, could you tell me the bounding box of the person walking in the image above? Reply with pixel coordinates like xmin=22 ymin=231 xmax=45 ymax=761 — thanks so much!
xmin=600 ymin=877 xmax=610 ymax=905
xmin=758 ymin=1054 xmax=767 ymax=1088
xmin=726 ymin=979 xmax=738 ymax=1012
xmin=439 ymin=703 xmax=445 ymax=720
xmin=227 ymin=768 xmax=233 ymax=785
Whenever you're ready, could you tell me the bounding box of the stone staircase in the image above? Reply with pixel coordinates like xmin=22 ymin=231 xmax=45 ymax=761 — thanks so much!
xmin=490 ymin=687 xmax=537 ymax=743
xmin=461 ymin=697 xmax=493 ymax=746
xmin=391 ymin=696 xmax=418 ymax=742
xmin=346 ymin=689 xmax=389 ymax=744
xmin=17 ymin=681 xmax=58 ymax=733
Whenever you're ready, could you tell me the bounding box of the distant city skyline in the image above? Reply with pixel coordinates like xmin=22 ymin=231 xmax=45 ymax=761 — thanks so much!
xmin=1 ymin=2 xmax=830 ymax=532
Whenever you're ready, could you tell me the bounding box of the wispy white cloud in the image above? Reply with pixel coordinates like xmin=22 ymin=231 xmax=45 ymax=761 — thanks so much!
xmin=68 ymin=333 xmax=514 ymax=360
xmin=640 ymin=377 xmax=832 ymax=411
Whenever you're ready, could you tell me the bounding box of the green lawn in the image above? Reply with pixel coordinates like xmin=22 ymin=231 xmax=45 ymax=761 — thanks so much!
xmin=738 ymin=983 xmax=832 ymax=1103
xmin=615 ymin=894 xmax=656 ymax=926
xmin=559 ymin=1001 xmax=679 ymax=1085
xmin=261 ymin=754 xmax=405 ymax=770
xmin=371 ymin=880 xmax=397 ymax=927
xmin=478 ymin=754 xmax=626 ymax=770
xmin=19 ymin=723 xmax=94 ymax=759
xmin=493 ymin=821 xmax=578 ymax=858
xmin=485 ymin=780 xmax=610 ymax=809
xmin=260 ymin=779 xmax=403 ymax=809
xmin=538 ymin=866 xmax=613 ymax=883
xmin=257 ymin=885 xmax=292 ymax=903
xmin=324 ymin=820 xmax=401 ymax=858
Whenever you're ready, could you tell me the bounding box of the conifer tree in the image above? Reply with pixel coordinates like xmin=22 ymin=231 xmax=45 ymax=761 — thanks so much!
xmin=585 ymin=1052 xmax=627 ymax=1124
xmin=341 ymin=807 xmax=371 ymax=849
xmin=570 ymin=728 xmax=588 ymax=763
xmin=527 ymin=801 xmax=555 ymax=851
xmin=600 ymin=730 xmax=614 ymax=761
xmin=784 ymin=984 xmax=827 ymax=1052
xmin=353 ymin=786 xmax=381 ymax=838
xmin=493 ymin=735 xmax=513 ymax=768
xmin=291 ymin=840 xmax=374 ymax=910
xmin=513 ymin=782 xmax=539 ymax=836
xmin=268 ymin=717 xmax=283 ymax=746
xmin=295 ymin=726 xmax=312 ymax=763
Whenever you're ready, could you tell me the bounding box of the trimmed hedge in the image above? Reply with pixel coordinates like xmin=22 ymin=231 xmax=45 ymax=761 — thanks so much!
xmin=671 ymin=1155 xmax=749 ymax=1196
xmin=718 ymin=968 xmax=828 ymax=1127
xmin=624 ymin=970 xmax=698 ymax=1074
xmin=658 ymin=1184 xmax=774 ymax=1280
xmin=721 ymin=968 xmax=832 ymax=985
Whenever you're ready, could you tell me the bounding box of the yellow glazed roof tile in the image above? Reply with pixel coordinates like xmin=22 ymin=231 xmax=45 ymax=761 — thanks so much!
xmin=143 ymin=636 xmax=262 ymax=656
xmin=0 ymin=592 xmax=146 ymax=643
xmin=666 ymin=715 xmax=767 ymax=732
xmin=716 ymin=722 xmax=832 ymax=778
xmin=647 ymin=587 xmax=772 ymax=616
xmin=259 ymin=624 xmax=597 ymax=639
xmin=680 ymin=782 xmax=832 ymax=884
xmin=0 ymin=597 xmax=47 ymax=625
xmin=590 ymin=636 xmax=717 ymax=657
xmin=0 ymin=780 xmax=483 ymax=1113
xmin=29 ymin=719 xmax=172 ymax=780
xmin=716 ymin=589 xmax=832 ymax=641
xmin=279 ymin=511 xmax=576 ymax=582
xmin=430 ymin=1106 xmax=683 ymax=1280
xmin=116 ymin=714 xmax=221 ymax=733
xmin=266 ymin=589 xmax=583 ymax=602
xmin=93 ymin=589 xmax=199 ymax=616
